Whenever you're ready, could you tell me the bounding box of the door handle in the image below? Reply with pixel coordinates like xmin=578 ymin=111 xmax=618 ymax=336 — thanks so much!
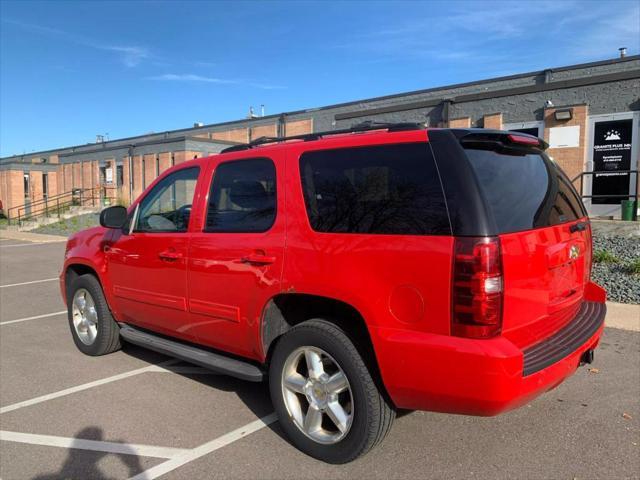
xmin=241 ymin=253 xmax=276 ymax=265
xmin=158 ymin=249 xmax=183 ymax=261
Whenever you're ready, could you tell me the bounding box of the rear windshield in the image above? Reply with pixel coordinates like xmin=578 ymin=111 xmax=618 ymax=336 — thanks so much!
xmin=465 ymin=148 xmax=587 ymax=233
xmin=299 ymin=143 xmax=450 ymax=235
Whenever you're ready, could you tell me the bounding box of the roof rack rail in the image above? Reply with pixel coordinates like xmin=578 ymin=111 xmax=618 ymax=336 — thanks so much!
xmin=220 ymin=121 xmax=425 ymax=153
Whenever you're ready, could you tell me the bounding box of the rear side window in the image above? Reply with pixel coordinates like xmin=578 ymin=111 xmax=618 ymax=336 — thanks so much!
xmin=205 ymin=158 xmax=276 ymax=233
xmin=299 ymin=143 xmax=450 ymax=235
xmin=465 ymin=149 xmax=587 ymax=233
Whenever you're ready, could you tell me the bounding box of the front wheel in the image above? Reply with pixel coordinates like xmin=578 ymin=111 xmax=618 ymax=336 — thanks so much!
xmin=67 ymin=273 xmax=121 ymax=356
xmin=269 ymin=319 xmax=395 ymax=463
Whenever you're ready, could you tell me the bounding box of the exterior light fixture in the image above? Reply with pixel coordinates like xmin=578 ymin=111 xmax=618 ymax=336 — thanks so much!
xmin=554 ymin=108 xmax=573 ymax=121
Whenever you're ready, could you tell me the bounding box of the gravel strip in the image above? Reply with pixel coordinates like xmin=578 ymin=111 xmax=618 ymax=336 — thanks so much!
xmin=592 ymin=233 xmax=640 ymax=304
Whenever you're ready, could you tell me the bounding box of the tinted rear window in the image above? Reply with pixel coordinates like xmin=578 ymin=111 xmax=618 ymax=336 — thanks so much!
xmin=299 ymin=143 xmax=450 ymax=235
xmin=465 ymin=149 xmax=587 ymax=233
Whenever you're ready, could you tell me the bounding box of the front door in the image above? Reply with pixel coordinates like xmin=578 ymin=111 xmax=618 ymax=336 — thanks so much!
xmin=107 ymin=166 xmax=202 ymax=340
xmin=187 ymin=155 xmax=285 ymax=360
xmin=585 ymin=112 xmax=639 ymax=218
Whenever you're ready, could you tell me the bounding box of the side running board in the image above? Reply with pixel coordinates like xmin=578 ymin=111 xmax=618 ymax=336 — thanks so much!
xmin=119 ymin=325 xmax=265 ymax=382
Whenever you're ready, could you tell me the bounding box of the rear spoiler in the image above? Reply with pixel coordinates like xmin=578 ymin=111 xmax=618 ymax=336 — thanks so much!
xmin=450 ymin=129 xmax=549 ymax=154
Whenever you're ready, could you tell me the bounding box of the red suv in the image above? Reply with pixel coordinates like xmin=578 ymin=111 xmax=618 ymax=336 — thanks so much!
xmin=60 ymin=123 xmax=606 ymax=463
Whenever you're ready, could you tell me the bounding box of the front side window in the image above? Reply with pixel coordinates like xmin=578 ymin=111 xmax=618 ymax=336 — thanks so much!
xmin=205 ymin=158 xmax=276 ymax=233
xmin=134 ymin=167 xmax=199 ymax=233
xmin=299 ymin=143 xmax=450 ymax=235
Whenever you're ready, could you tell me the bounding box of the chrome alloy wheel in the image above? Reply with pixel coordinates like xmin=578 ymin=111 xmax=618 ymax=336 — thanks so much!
xmin=281 ymin=346 xmax=354 ymax=444
xmin=72 ymin=288 xmax=98 ymax=345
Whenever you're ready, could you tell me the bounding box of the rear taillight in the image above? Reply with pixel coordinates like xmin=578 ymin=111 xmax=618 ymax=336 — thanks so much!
xmin=452 ymin=236 xmax=503 ymax=339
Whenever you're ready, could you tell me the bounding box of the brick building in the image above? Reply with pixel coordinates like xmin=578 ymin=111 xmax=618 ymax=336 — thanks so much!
xmin=1 ymin=54 xmax=638 ymax=220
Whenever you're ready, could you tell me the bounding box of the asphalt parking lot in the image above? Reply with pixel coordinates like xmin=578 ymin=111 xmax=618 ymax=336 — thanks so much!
xmin=0 ymin=237 xmax=638 ymax=480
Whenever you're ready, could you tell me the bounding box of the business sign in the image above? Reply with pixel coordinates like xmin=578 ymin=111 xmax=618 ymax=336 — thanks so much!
xmin=105 ymin=167 xmax=113 ymax=184
xmin=592 ymin=119 xmax=633 ymax=204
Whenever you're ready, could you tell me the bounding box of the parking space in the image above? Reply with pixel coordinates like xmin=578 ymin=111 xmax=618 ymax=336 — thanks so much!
xmin=1 ymin=238 xmax=639 ymax=479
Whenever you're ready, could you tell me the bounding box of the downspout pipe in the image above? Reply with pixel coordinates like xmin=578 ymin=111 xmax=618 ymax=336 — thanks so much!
xmin=127 ymin=145 xmax=134 ymax=204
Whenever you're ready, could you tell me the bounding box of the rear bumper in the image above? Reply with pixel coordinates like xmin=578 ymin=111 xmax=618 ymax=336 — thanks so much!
xmin=374 ymin=300 xmax=606 ymax=416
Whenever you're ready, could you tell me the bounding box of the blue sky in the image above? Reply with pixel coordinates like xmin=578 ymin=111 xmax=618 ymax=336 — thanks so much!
xmin=1 ymin=0 xmax=638 ymax=157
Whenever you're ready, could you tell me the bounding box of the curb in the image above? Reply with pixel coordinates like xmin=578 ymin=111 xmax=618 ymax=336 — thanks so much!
xmin=605 ymin=301 xmax=640 ymax=332
xmin=0 ymin=230 xmax=68 ymax=243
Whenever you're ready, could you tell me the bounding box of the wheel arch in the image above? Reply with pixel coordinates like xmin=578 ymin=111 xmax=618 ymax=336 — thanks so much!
xmin=64 ymin=262 xmax=102 ymax=300
xmin=260 ymin=293 xmax=391 ymax=402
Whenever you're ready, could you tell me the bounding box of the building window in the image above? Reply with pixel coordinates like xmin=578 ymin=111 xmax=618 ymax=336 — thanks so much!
xmin=23 ymin=173 xmax=30 ymax=201
xmin=117 ymin=165 xmax=123 ymax=187
xmin=142 ymin=158 xmax=146 ymax=188
xmin=43 ymin=173 xmax=48 ymax=199
xmin=155 ymin=155 xmax=160 ymax=177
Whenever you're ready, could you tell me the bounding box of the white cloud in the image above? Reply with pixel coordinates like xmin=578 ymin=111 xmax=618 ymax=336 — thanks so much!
xmin=99 ymin=45 xmax=149 ymax=67
xmin=148 ymin=73 xmax=285 ymax=90
xmin=149 ymin=73 xmax=236 ymax=83
xmin=2 ymin=18 xmax=150 ymax=67
xmin=565 ymin=4 xmax=640 ymax=59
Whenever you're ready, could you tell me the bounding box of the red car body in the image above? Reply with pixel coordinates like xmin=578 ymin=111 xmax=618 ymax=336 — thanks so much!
xmin=61 ymin=127 xmax=606 ymax=416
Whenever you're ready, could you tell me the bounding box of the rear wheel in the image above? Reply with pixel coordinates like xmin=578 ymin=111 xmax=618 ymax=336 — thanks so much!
xmin=67 ymin=274 xmax=121 ymax=356
xmin=269 ymin=319 xmax=394 ymax=463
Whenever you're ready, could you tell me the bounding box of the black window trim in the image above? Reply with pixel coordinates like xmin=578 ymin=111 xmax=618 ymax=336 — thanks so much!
xmin=131 ymin=165 xmax=201 ymax=234
xmin=297 ymin=141 xmax=452 ymax=237
xmin=203 ymin=156 xmax=278 ymax=234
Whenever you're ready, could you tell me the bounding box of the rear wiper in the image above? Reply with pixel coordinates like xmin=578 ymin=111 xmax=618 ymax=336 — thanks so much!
xmin=569 ymin=221 xmax=589 ymax=233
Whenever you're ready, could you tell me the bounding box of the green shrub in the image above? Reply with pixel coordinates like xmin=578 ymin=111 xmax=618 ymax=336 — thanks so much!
xmin=593 ymin=250 xmax=619 ymax=264
xmin=626 ymin=258 xmax=640 ymax=275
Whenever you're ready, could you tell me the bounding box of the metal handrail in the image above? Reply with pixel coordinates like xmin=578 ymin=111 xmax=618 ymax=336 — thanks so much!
xmin=7 ymin=187 xmax=102 ymax=226
xmin=570 ymin=170 xmax=638 ymax=203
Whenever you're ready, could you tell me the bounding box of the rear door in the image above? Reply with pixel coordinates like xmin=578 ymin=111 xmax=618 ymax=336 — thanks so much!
xmin=462 ymin=144 xmax=590 ymax=349
xmin=186 ymin=154 xmax=285 ymax=360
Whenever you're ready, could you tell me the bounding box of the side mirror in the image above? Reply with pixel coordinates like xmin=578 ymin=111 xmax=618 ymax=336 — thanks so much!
xmin=100 ymin=206 xmax=128 ymax=229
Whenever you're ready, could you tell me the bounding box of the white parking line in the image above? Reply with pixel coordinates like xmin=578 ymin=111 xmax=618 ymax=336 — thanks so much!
xmin=0 ymin=277 xmax=59 ymax=288
xmin=0 ymin=430 xmax=189 ymax=459
xmin=0 ymin=360 xmax=177 ymax=414
xmin=128 ymin=413 xmax=278 ymax=480
xmin=0 ymin=311 xmax=67 ymax=326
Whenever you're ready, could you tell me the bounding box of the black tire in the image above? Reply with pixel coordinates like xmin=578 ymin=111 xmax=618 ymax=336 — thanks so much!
xmin=67 ymin=274 xmax=121 ymax=356
xmin=269 ymin=319 xmax=395 ymax=464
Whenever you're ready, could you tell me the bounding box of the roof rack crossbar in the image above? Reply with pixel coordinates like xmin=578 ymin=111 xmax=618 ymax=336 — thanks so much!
xmin=220 ymin=121 xmax=425 ymax=153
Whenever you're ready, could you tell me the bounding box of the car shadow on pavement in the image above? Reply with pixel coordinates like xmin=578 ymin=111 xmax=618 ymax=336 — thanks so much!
xmin=32 ymin=426 xmax=145 ymax=480
xmin=122 ymin=341 xmax=292 ymax=444
xmin=119 ymin=342 xmax=416 ymax=451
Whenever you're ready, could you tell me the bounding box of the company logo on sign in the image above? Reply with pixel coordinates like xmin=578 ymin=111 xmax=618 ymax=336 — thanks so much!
xmin=605 ymin=130 xmax=621 ymax=141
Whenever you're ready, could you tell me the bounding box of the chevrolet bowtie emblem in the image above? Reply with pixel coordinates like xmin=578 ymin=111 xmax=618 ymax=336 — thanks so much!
xmin=569 ymin=245 xmax=580 ymax=260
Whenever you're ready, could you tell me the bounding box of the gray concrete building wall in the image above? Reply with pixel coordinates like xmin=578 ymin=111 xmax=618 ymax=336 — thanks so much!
xmin=1 ymin=55 xmax=638 ymax=217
